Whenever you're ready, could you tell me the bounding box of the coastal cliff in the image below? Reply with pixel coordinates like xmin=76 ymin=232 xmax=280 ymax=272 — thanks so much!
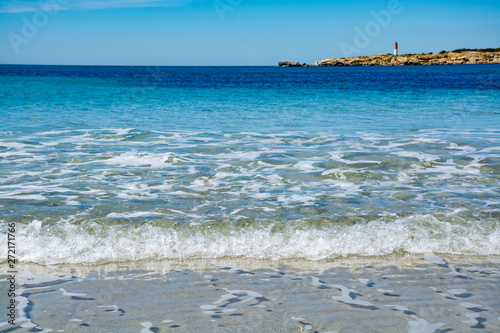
xmin=279 ymin=48 xmax=500 ymax=67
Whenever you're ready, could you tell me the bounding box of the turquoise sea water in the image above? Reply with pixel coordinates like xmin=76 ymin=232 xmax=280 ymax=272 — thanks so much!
xmin=0 ymin=64 xmax=499 ymax=264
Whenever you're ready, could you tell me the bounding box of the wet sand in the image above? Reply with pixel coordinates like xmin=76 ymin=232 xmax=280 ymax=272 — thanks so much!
xmin=1 ymin=254 xmax=500 ymax=332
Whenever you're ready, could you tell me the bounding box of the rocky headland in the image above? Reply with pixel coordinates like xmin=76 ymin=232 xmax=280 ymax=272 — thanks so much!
xmin=279 ymin=48 xmax=500 ymax=67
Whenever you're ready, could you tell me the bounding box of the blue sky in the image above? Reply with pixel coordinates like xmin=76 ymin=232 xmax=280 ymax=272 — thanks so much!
xmin=0 ymin=0 xmax=499 ymax=65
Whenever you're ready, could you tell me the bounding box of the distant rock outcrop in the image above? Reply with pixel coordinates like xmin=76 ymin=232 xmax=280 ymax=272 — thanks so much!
xmin=278 ymin=61 xmax=311 ymax=67
xmin=279 ymin=49 xmax=500 ymax=67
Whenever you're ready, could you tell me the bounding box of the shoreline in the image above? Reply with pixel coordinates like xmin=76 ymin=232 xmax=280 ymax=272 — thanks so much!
xmin=279 ymin=49 xmax=500 ymax=67
xmin=3 ymin=254 xmax=500 ymax=332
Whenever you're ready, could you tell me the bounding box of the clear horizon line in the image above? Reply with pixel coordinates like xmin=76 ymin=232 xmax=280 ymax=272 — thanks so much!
xmin=0 ymin=63 xmax=281 ymax=67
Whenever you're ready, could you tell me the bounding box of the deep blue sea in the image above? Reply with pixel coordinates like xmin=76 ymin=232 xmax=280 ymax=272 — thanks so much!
xmin=1 ymin=64 xmax=499 ymax=264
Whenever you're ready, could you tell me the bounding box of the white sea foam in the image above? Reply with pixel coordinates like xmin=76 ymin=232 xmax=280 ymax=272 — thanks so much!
xmin=277 ymin=194 xmax=316 ymax=206
xmin=214 ymin=150 xmax=265 ymax=160
xmin=103 ymin=151 xmax=183 ymax=168
xmin=327 ymin=181 xmax=362 ymax=197
xmin=4 ymin=214 xmax=499 ymax=265
xmin=0 ymin=184 xmax=73 ymax=202
xmin=1 ymin=129 xmax=499 ymax=267
xmin=293 ymin=160 xmax=323 ymax=172
xmin=107 ymin=212 xmax=163 ymax=219
xmin=190 ymin=177 xmax=219 ymax=189
xmin=392 ymin=151 xmax=439 ymax=162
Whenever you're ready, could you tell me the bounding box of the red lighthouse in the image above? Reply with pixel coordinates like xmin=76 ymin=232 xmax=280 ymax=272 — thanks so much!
xmin=394 ymin=41 xmax=398 ymax=56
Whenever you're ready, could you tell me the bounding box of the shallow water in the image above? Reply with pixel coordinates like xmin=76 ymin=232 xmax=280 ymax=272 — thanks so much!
xmin=1 ymin=66 xmax=500 ymax=332
xmin=1 ymin=65 xmax=500 ymax=265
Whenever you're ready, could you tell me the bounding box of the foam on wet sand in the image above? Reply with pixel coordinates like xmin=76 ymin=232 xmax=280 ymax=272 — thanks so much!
xmin=1 ymin=254 xmax=499 ymax=332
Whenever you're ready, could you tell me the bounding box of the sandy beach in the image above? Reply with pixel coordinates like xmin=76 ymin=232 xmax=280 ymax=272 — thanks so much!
xmin=2 ymin=254 xmax=499 ymax=332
